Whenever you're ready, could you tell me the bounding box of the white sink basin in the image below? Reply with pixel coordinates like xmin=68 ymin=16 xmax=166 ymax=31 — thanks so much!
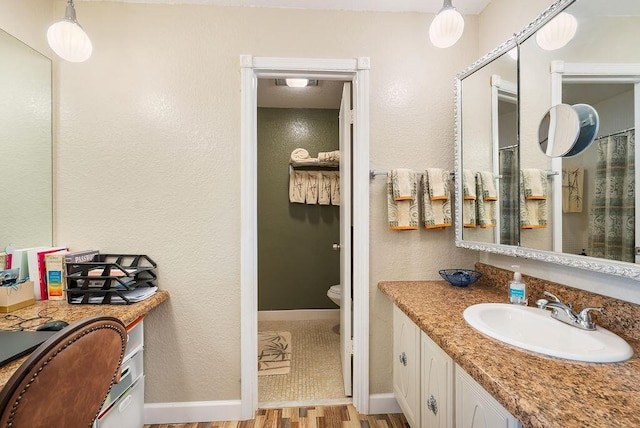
xmin=463 ymin=303 xmax=634 ymax=363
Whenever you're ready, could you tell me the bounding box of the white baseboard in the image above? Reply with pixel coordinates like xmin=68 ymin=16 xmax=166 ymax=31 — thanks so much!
xmin=144 ymin=394 xmax=400 ymax=424
xmin=258 ymin=309 xmax=339 ymax=322
xmin=368 ymin=393 xmax=401 ymax=415
xmin=144 ymin=400 xmax=243 ymax=424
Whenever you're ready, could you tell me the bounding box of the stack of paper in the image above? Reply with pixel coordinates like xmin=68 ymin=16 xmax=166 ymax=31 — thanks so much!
xmin=70 ymin=286 xmax=158 ymax=304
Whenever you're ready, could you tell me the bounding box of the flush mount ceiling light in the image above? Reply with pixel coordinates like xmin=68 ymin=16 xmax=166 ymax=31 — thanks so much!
xmin=429 ymin=0 xmax=465 ymax=49
xmin=274 ymin=79 xmax=319 ymax=87
xmin=47 ymin=0 xmax=93 ymax=63
xmin=536 ymin=12 xmax=578 ymax=51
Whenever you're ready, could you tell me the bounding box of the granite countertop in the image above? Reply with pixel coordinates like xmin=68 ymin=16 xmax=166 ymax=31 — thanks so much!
xmin=0 ymin=290 xmax=169 ymax=390
xmin=379 ymin=281 xmax=640 ymax=428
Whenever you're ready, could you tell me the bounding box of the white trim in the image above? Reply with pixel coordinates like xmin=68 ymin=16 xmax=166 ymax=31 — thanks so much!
xmin=144 ymin=400 xmax=242 ymax=424
xmin=240 ymin=55 xmax=370 ymax=420
xmin=368 ymin=393 xmax=401 ymax=415
xmin=259 ymin=398 xmax=353 ymax=409
xmin=258 ymin=309 xmax=340 ymax=321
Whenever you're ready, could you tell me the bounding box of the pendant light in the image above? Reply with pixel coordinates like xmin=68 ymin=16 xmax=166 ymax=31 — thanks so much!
xmin=536 ymin=12 xmax=577 ymax=51
xmin=47 ymin=0 xmax=93 ymax=62
xmin=429 ymin=0 xmax=465 ymax=49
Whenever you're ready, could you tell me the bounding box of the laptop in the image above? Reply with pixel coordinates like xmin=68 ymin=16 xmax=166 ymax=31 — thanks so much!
xmin=0 ymin=330 xmax=57 ymax=367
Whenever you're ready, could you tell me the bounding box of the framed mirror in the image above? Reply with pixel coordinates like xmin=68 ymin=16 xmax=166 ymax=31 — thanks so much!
xmin=0 ymin=28 xmax=53 ymax=250
xmin=456 ymin=0 xmax=640 ymax=280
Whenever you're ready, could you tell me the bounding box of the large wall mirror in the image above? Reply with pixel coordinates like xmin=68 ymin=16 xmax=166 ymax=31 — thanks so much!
xmin=456 ymin=0 xmax=640 ymax=280
xmin=0 ymin=28 xmax=53 ymax=250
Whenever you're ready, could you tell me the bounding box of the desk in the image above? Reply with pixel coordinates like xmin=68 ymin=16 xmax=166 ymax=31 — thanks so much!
xmin=0 ymin=290 xmax=169 ymax=390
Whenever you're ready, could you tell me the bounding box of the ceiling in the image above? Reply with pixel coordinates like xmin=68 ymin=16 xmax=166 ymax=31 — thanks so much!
xmin=82 ymin=0 xmax=492 ymax=15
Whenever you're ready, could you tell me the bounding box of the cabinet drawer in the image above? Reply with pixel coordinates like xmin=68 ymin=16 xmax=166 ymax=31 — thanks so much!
xmin=101 ymin=350 xmax=144 ymax=413
xmin=124 ymin=318 xmax=144 ymax=361
xmin=95 ymin=376 xmax=145 ymax=428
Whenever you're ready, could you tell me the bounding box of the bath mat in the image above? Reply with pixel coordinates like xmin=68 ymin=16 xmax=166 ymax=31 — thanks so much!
xmin=258 ymin=331 xmax=292 ymax=376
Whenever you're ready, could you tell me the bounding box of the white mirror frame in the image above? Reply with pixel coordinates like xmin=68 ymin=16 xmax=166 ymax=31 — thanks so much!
xmin=455 ymin=0 xmax=640 ymax=281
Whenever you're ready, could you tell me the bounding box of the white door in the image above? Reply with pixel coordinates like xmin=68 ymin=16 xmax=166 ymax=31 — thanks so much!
xmin=339 ymin=81 xmax=353 ymax=396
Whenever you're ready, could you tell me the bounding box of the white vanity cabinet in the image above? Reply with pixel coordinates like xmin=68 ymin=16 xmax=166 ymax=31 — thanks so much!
xmin=421 ymin=332 xmax=454 ymax=428
xmin=393 ymin=305 xmax=421 ymax=428
xmin=455 ymin=364 xmax=522 ymax=428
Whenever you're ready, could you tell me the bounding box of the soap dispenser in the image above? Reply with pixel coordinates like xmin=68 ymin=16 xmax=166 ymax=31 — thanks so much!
xmin=508 ymin=265 xmax=527 ymax=305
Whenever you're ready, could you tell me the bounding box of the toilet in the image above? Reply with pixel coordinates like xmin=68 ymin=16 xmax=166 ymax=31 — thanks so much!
xmin=327 ymin=284 xmax=341 ymax=307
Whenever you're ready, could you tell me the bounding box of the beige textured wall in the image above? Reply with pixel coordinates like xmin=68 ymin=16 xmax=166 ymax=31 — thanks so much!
xmin=46 ymin=1 xmax=480 ymax=402
xmin=0 ymin=0 xmax=53 ymax=55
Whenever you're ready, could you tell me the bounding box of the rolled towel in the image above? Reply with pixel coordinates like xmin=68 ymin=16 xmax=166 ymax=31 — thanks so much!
xmin=318 ymin=150 xmax=340 ymax=165
xmin=306 ymin=171 xmax=320 ymax=205
xmin=318 ymin=171 xmax=332 ymax=205
xmin=426 ymin=168 xmax=449 ymax=201
xmin=290 ymin=148 xmax=318 ymax=166
xmin=391 ymin=169 xmax=417 ymax=201
xmin=463 ymin=169 xmax=477 ymax=200
xmin=289 ymin=170 xmax=307 ymax=204
xmin=388 ymin=174 xmax=418 ymax=230
xmin=421 ymin=174 xmax=451 ymax=229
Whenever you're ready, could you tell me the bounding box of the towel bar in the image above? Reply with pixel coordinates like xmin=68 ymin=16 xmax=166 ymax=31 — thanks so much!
xmin=369 ymin=170 xmax=456 ymax=180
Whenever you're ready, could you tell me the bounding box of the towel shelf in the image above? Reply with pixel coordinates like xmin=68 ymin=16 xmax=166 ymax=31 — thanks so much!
xmin=289 ymin=163 xmax=339 ymax=173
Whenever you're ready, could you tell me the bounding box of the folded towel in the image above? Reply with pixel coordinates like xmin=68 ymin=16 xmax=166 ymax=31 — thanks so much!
xmin=388 ymin=174 xmax=418 ymax=230
xmin=306 ymin=171 xmax=320 ymax=205
xmin=330 ymin=171 xmax=340 ymax=206
xmin=476 ymin=172 xmax=497 ymax=227
xmin=463 ymin=169 xmax=477 ymax=200
xmin=562 ymin=167 xmax=583 ymax=213
xmin=289 ymin=170 xmax=307 ymax=204
xmin=318 ymin=150 xmax=340 ymax=166
xmin=318 ymin=171 xmax=333 ymax=205
xmin=520 ymin=171 xmax=548 ymax=228
xmin=478 ymin=171 xmax=498 ymax=201
xmin=290 ymin=148 xmax=319 ymax=166
xmin=421 ymin=174 xmax=451 ymax=229
xmin=463 ymin=200 xmax=477 ymax=228
xmin=426 ymin=168 xmax=449 ymax=201
xmin=391 ymin=169 xmax=417 ymax=201
xmin=521 ymin=169 xmax=547 ymax=200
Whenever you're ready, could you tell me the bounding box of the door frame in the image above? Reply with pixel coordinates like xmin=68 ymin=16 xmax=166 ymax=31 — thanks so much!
xmin=239 ymin=55 xmax=371 ymax=420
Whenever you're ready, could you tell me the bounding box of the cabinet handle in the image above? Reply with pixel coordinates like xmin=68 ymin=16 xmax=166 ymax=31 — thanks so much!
xmin=427 ymin=394 xmax=438 ymax=416
xmin=399 ymin=352 xmax=407 ymax=366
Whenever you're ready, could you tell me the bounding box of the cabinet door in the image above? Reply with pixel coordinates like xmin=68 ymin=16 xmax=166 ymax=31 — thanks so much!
xmin=421 ymin=332 xmax=454 ymax=428
xmin=455 ymin=365 xmax=522 ymax=428
xmin=393 ymin=305 xmax=421 ymax=428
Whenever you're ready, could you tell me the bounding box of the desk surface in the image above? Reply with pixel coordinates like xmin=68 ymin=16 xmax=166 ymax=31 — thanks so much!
xmin=0 ymin=290 xmax=169 ymax=390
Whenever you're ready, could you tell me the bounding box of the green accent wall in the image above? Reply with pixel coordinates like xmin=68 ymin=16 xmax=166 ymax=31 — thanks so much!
xmin=258 ymin=108 xmax=340 ymax=311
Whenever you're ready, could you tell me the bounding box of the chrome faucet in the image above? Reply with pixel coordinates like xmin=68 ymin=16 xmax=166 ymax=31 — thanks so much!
xmin=536 ymin=291 xmax=605 ymax=331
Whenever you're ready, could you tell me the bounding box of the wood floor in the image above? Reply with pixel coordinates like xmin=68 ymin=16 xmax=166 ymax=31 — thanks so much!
xmin=143 ymin=405 xmax=409 ymax=428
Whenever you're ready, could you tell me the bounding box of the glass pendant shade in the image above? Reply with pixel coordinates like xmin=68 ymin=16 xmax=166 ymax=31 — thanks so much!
xmin=536 ymin=12 xmax=577 ymax=51
xmin=285 ymin=78 xmax=309 ymax=88
xmin=429 ymin=7 xmax=465 ymax=48
xmin=47 ymin=1 xmax=92 ymax=62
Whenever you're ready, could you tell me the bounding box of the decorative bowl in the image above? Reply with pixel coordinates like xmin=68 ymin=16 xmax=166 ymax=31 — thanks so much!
xmin=438 ymin=269 xmax=482 ymax=287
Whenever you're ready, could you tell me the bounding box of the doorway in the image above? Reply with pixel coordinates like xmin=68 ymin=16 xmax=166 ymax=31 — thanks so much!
xmin=240 ymin=56 xmax=370 ymax=420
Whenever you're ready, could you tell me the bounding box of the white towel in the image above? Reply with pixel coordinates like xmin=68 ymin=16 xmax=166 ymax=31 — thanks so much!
xmin=463 ymin=200 xmax=477 ymax=228
xmin=318 ymin=150 xmax=340 ymax=166
xmin=306 ymin=171 xmax=320 ymax=205
xmin=521 ymin=169 xmax=547 ymax=200
xmin=478 ymin=171 xmax=498 ymax=201
xmin=562 ymin=167 xmax=583 ymax=213
xmin=426 ymin=168 xmax=449 ymax=201
xmin=289 ymin=170 xmax=307 ymax=204
xmin=463 ymin=169 xmax=477 ymax=200
xmin=520 ymin=170 xmax=548 ymax=228
xmin=388 ymin=174 xmax=418 ymax=230
xmin=391 ymin=169 xmax=417 ymax=201
xmin=476 ymin=172 xmax=496 ymax=228
xmin=330 ymin=171 xmax=340 ymax=206
xmin=290 ymin=148 xmax=318 ymax=166
xmin=421 ymin=173 xmax=451 ymax=229
xmin=318 ymin=171 xmax=333 ymax=205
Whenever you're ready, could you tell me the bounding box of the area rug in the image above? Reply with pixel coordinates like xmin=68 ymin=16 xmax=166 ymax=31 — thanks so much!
xmin=258 ymin=331 xmax=292 ymax=376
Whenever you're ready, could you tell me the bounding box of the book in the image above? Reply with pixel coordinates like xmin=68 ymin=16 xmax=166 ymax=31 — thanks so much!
xmin=45 ymin=251 xmax=69 ymax=301
xmin=28 ymin=247 xmax=67 ymax=300
xmin=64 ymin=250 xmax=99 ymax=266
xmin=11 ymin=247 xmax=46 ymax=282
xmin=0 ymin=252 xmax=6 ymax=270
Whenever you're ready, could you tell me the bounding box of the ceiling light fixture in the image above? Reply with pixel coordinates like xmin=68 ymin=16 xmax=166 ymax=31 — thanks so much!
xmin=535 ymin=12 xmax=578 ymax=51
xmin=47 ymin=0 xmax=93 ymax=63
xmin=429 ymin=0 xmax=464 ymax=49
xmin=285 ymin=78 xmax=310 ymax=88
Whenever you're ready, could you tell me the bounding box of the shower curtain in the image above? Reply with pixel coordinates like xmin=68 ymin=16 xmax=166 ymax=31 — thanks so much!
xmin=499 ymin=147 xmax=519 ymax=246
xmin=588 ymin=130 xmax=635 ymax=262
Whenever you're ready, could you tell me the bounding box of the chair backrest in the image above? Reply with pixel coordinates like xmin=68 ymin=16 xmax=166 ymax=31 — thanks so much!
xmin=0 ymin=316 xmax=127 ymax=428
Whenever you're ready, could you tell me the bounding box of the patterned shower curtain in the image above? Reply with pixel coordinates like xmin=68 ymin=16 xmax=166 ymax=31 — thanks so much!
xmin=499 ymin=147 xmax=519 ymax=246
xmin=588 ymin=130 xmax=635 ymax=262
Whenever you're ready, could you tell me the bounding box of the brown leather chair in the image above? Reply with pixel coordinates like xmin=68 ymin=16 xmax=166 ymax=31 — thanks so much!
xmin=0 ymin=316 xmax=127 ymax=428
